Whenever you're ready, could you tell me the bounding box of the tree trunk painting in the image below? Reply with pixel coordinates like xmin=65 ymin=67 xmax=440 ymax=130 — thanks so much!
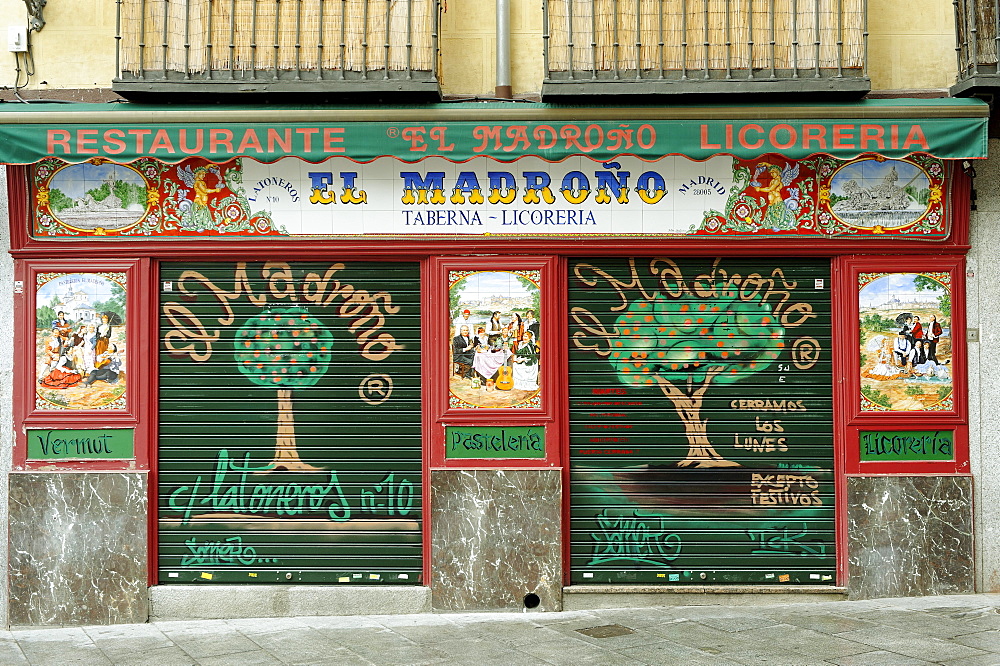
xmin=258 ymin=388 xmax=324 ymax=472
xmin=655 ymin=370 xmax=738 ymax=468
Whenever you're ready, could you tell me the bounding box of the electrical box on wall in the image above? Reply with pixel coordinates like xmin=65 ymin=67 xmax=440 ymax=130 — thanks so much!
xmin=7 ymin=26 xmax=28 ymax=52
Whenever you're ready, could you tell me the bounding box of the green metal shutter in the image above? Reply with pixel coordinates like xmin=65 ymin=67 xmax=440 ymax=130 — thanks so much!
xmin=568 ymin=257 xmax=834 ymax=585
xmin=158 ymin=261 xmax=422 ymax=584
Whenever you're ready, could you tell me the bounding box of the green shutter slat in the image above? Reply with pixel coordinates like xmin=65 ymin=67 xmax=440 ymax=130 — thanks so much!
xmin=567 ymin=257 xmax=835 ymax=586
xmin=158 ymin=261 xmax=422 ymax=585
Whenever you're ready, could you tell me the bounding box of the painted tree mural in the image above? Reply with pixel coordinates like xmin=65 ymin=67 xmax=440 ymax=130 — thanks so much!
xmin=235 ymin=305 xmax=333 ymax=472
xmin=610 ymin=292 xmax=786 ymax=468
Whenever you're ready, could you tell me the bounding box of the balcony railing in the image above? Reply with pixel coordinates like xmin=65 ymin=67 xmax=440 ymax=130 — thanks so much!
xmin=953 ymin=0 xmax=1000 ymax=95
xmin=113 ymin=0 xmax=440 ymax=98
xmin=542 ymin=0 xmax=869 ymax=98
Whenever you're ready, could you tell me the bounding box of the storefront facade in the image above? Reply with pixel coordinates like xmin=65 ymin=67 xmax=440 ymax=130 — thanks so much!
xmin=2 ymin=99 xmax=988 ymax=625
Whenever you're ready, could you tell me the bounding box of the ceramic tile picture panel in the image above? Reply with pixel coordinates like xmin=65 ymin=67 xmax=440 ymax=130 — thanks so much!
xmin=448 ymin=270 xmax=541 ymax=409
xmin=33 ymin=154 xmax=948 ymax=239
xmin=859 ymin=272 xmax=952 ymax=412
xmin=35 ymin=272 xmax=127 ymax=410
xmin=33 ymin=158 xmax=284 ymax=238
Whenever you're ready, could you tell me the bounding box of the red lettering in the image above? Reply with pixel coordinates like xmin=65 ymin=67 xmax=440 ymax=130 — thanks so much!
xmin=472 ymin=125 xmax=501 ymax=153
xmin=104 ymin=129 xmax=126 ymax=154
xmin=209 ymin=129 xmax=233 ymax=154
xmin=637 ymin=124 xmax=655 ymax=149
xmin=179 ymin=129 xmax=204 ymax=154
xmin=561 ymin=125 xmax=584 ymax=151
xmin=891 ymin=124 xmax=899 ymax=149
xmin=150 ymin=129 xmax=176 ymax=154
xmin=700 ymin=124 xmax=721 ymax=150
xmin=504 ymin=125 xmax=530 ymax=152
xmin=768 ymin=124 xmax=797 ymax=150
xmin=77 ymin=129 xmax=99 ymax=154
xmin=267 ymin=128 xmax=292 ymax=153
xmin=236 ymin=129 xmax=262 ymax=153
xmin=429 ymin=126 xmax=454 ymax=151
xmin=725 ymin=124 xmax=733 ymax=150
xmin=738 ymin=124 xmax=765 ymax=149
xmin=47 ymin=129 xmax=71 ymax=154
xmin=402 ymin=126 xmax=427 ymax=151
xmin=323 ymin=127 xmax=345 ymax=153
xmin=582 ymin=124 xmax=604 ymax=151
xmin=902 ymin=125 xmax=929 ymax=150
xmin=295 ymin=128 xmax=318 ymax=152
xmin=801 ymin=124 xmax=827 ymax=150
xmin=128 ymin=129 xmax=152 ymax=152
xmin=859 ymin=124 xmax=885 ymax=150
xmin=533 ymin=125 xmax=558 ymax=149
xmin=832 ymin=124 xmax=855 ymax=149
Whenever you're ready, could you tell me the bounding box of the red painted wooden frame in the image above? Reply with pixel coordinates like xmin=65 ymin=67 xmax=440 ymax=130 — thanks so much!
xmin=13 ymin=258 xmax=153 ymax=471
xmin=427 ymin=256 xmax=562 ymax=469
xmin=834 ymin=255 xmax=969 ymax=476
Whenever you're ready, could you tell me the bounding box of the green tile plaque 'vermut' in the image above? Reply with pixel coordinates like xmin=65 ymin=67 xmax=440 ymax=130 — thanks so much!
xmin=860 ymin=430 xmax=954 ymax=462
xmin=27 ymin=428 xmax=134 ymax=460
xmin=446 ymin=426 xmax=545 ymax=459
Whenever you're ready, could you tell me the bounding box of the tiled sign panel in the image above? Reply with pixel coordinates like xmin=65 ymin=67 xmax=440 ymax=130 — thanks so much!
xmin=32 ymin=154 xmax=949 ymax=239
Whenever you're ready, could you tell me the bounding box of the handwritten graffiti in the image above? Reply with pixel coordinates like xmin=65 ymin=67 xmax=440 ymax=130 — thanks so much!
xmin=734 ymin=435 xmax=788 ymax=453
xmin=589 ymin=510 xmax=683 ymax=567
xmin=163 ymin=262 xmax=403 ymax=363
xmin=571 ymin=257 xmax=818 ymax=360
xmin=167 ymin=449 xmax=415 ymax=526
xmin=180 ymin=536 xmax=276 ymax=567
xmin=746 ymin=524 xmax=827 ymax=557
xmin=750 ymin=473 xmax=822 ymax=506
xmin=359 ymin=473 xmax=416 ymax=514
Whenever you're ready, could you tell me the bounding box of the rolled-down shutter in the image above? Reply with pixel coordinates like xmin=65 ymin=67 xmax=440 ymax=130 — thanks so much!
xmin=568 ymin=257 xmax=834 ymax=585
xmin=158 ymin=261 xmax=422 ymax=584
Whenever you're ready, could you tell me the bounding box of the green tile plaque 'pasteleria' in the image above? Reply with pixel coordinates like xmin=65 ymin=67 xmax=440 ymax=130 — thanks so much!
xmin=446 ymin=426 xmax=545 ymax=459
xmin=859 ymin=430 xmax=954 ymax=462
xmin=27 ymin=428 xmax=134 ymax=460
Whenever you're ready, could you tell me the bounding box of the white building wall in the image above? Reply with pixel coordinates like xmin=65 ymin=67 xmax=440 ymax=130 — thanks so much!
xmin=0 ymin=166 xmax=12 ymax=626
xmin=968 ymin=143 xmax=1000 ymax=593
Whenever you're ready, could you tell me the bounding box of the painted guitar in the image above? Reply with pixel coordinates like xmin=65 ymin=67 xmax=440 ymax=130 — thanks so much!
xmin=495 ymin=362 xmax=514 ymax=391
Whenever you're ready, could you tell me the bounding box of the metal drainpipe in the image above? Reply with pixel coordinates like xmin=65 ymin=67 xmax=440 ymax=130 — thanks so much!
xmin=496 ymin=0 xmax=513 ymax=99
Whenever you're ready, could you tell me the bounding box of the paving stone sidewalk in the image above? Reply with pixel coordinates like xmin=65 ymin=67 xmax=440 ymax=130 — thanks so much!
xmin=3 ymin=593 xmax=1000 ymax=665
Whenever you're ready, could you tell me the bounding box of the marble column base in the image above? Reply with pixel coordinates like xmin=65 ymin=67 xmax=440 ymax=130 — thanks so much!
xmin=9 ymin=472 xmax=148 ymax=626
xmin=430 ymin=469 xmax=562 ymax=612
xmin=847 ymin=475 xmax=973 ymax=600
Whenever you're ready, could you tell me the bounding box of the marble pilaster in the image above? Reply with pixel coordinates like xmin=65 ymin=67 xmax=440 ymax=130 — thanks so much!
xmin=847 ymin=475 xmax=973 ymax=600
xmin=9 ymin=472 xmax=148 ymax=626
xmin=430 ymin=469 xmax=562 ymax=612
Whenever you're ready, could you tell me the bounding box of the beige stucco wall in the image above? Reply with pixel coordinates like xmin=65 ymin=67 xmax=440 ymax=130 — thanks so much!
xmin=867 ymin=0 xmax=956 ymax=91
xmin=0 ymin=0 xmax=116 ymax=91
xmin=0 ymin=0 xmax=965 ymax=95
xmin=438 ymin=0 xmax=544 ymax=97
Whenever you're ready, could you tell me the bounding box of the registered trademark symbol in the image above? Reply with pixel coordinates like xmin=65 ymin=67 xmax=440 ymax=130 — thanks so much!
xmin=791 ymin=337 xmax=821 ymax=370
xmin=385 ymin=127 xmax=399 ymax=138
xmin=359 ymin=374 xmax=393 ymax=405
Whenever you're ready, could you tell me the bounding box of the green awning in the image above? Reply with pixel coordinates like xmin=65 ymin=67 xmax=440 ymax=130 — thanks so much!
xmin=0 ymin=99 xmax=988 ymax=164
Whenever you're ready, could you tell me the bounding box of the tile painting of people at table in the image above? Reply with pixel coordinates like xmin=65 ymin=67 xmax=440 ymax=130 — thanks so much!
xmin=448 ymin=270 xmax=540 ymax=409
